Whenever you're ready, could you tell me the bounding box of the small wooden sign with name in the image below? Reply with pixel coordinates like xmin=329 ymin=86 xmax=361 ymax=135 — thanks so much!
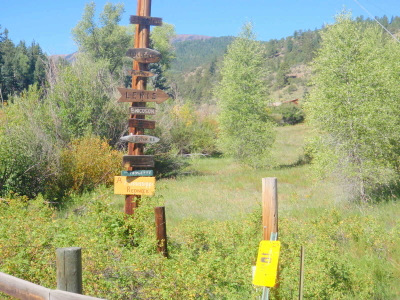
xmin=129 ymin=118 xmax=156 ymax=129
xmin=130 ymin=70 xmax=155 ymax=77
xmin=130 ymin=107 xmax=156 ymax=115
xmin=120 ymin=135 xmax=160 ymax=144
xmin=123 ymin=155 xmax=154 ymax=168
xmin=126 ymin=48 xmax=161 ymax=63
xmin=130 ymin=15 xmax=162 ymax=26
xmin=121 ymin=170 xmax=154 ymax=177
xmin=118 ymin=88 xmax=169 ymax=104
xmin=114 ymin=176 xmax=155 ymax=196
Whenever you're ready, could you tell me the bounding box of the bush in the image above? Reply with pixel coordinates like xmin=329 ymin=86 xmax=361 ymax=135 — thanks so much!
xmin=274 ymin=103 xmax=305 ymax=125
xmin=46 ymin=135 xmax=122 ymax=199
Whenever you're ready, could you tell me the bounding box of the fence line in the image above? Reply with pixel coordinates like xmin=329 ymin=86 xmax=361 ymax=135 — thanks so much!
xmin=0 ymin=272 xmax=105 ymax=300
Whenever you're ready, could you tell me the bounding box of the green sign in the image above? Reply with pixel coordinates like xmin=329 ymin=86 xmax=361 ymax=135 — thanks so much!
xmin=121 ymin=170 xmax=154 ymax=177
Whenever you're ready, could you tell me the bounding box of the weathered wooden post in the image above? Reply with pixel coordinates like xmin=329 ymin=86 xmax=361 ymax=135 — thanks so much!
xmin=155 ymin=206 xmax=168 ymax=257
xmin=56 ymin=247 xmax=82 ymax=294
xmin=262 ymin=177 xmax=278 ymax=240
xmin=299 ymin=246 xmax=305 ymax=300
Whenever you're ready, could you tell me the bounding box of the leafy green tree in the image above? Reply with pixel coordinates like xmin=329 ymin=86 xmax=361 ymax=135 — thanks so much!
xmin=72 ymin=2 xmax=132 ymax=74
xmin=215 ymin=23 xmax=275 ymax=167
xmin=305 ymin=12 xmax=400 ymax=201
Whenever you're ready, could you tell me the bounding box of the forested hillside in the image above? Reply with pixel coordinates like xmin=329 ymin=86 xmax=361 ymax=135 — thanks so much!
xmin=0 ymin=27 xmax=47 ymax=102
xmin=170 ymin=15 xmax=400 ymax=105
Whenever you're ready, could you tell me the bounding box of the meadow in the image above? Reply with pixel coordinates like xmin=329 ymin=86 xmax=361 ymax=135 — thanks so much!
xmin=1 ymin=124 xmax=399 ymax=299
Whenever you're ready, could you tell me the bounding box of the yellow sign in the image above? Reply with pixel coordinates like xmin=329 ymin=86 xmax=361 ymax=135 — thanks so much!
xmin=114 ymin=176 xmax=155 ymax=196
xmin=253 ymin=240 xmax=281 ymax=287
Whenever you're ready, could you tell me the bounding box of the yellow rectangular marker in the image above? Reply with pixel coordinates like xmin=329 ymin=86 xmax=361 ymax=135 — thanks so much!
xmin=114 ymin=176 xmax=155 ymax=196
xmin=253 ymin=240 xmax=281 ymax=287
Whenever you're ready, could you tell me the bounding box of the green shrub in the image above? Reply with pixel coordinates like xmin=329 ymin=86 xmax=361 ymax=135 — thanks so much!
xmin=274 ymin=103 xmax=305 ymax=125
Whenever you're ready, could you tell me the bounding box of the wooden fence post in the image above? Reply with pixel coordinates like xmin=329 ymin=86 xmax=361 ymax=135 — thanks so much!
xmin=299 ymin=246 xmax=305 ymax=300
xmin=262 ymin=177 xmax=278 ymax=240
xmin=56 ymin=247 xmax=82 ymax=294
xmin=155 ymin=206 xmax=168 ymax=257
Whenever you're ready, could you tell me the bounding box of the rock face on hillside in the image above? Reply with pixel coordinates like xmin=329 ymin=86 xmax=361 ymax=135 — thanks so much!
xmin=171 ymin=34 xmax=212 ymax=43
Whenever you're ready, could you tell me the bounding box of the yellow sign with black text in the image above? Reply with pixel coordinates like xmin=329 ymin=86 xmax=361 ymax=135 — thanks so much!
xmin=253 ymin=240 xmax=281 ymax=287
xmin=114 ymin=176 xmax=155 ymax=196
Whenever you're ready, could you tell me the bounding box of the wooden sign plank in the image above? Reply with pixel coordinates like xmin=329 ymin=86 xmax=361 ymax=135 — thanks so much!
xmin=130 ymin=107 xmax=156 ymax=115
xmin=128 ymin=118 xmax=156 ymax=129
xmin=126 ymin=48 xmax=161 ymax=63
xmin=130 ymin=70 xmax=155 ymax=77
xmin=121 ymin=170 xmax=154 ymax=177
xmin=118 ymin=88 xmax=169 ymax=104
xmin=114 ymin=176 xmax=155 ymax=196
xmin=120 ymin=135 xmax=160 ymax=144
xmin=122 ymin=155 xmax=154 ymax=168
xmin=130 ymin=15 xmax=162 ymax=26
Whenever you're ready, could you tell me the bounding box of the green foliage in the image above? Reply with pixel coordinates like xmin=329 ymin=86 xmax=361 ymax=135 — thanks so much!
xmin=304 ymin=12 xmax=400 ymax=201
xmin=72 ymin=2 xmax=132 ymax=74
xmin=215 ymin=23 xmax=275 ymax=167
xmin=0 ymin=85 xmax=59 ymax=198
xmin=152 ymin=103 xmax=218 ymax=155
xmin=46 ymin=54 xmax=126 ymax=144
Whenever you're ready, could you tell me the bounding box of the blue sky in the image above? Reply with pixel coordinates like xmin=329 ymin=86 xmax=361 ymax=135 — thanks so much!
xmin=1 ymin=0 xmax=400 ymax=55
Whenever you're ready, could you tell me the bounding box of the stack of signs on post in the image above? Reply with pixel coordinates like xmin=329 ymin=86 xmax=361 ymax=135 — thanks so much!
xmin=114 ymin=15 xmax=167 ymax=197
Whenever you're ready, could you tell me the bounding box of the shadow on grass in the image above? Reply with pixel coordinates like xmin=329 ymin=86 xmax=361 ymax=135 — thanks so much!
xmin=276 ymin=154 xmax=311 ymax=169
xmin=369 ymin=181 xmax=400 ymax=203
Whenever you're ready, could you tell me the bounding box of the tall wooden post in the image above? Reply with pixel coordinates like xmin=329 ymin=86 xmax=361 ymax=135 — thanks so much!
xmin=125 ymin=0 xmax=152 ymax=215
xmin=155 ymin=206 xmax=168 ymax=257
xmin=261 ymin=178 xmax=278 ymax=300
xmin=262 ymin=177 xmax=278 ymax=240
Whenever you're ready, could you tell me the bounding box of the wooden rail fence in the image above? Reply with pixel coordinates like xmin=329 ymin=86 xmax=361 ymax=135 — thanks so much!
xmin=0 ymin=271 xmax=105 ymax=300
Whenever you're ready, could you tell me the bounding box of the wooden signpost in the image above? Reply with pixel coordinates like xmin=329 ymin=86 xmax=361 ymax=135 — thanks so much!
xmin=120 ymin=134 xmax=160 ymax=143
xmin=115 ymin=0 xmax=168 ymax=258
xmin=117 ymin=87 xmax=169 ymax=104
xmin=126 ymin=48 xmax=161 ymax=63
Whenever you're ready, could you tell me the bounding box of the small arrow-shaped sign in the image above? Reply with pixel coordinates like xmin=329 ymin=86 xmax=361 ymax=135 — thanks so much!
xmin=118 ymin=88 xmax=169 ymax=104
xmin=130 ymin=15 xmax=162 ymax=26
xmin=126 ymin=48 xmax=161 ymax=63
xmin=129 ymin=118 xmax=156 ymax=129
xmin=120 ymin=134 xmax=160 ymax=144
xmin=130 ymin=70 xmax=155 ymax=77
xmin=123 ymin=155 xmax=154 ymax=168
